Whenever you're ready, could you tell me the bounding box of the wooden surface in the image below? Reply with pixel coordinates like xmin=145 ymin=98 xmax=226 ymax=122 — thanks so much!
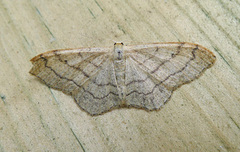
xmin=0 ymin=0 xmax=239 ymax=151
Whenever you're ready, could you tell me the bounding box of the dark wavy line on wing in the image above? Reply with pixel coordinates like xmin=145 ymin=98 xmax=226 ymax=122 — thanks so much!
xmin=40 ymin=56 xmax=118 ymax=99
xmin=126 ymin=47 xmax=199 ymax=96
xmin=54 ymin=51 xmax=106 ymax=77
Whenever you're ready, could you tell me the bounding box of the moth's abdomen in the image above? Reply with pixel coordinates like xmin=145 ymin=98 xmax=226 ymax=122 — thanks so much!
xmin=114 ymin=60 xmax=126 ymax=102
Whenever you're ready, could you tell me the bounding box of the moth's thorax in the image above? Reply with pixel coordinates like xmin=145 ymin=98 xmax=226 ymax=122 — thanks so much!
xmin=113 ymin=43 xmax=126 ymax=102
xmin=113 ymin=42 xmax=124 ymax=60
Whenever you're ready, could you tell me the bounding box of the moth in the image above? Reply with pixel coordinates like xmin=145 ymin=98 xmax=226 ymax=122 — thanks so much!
xmin=30 ymin=42 xmax=216 ymax=115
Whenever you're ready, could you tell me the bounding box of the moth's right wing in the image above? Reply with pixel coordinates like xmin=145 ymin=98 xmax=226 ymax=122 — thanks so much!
xmin=124 ymin=42 xmax=216 ymax=110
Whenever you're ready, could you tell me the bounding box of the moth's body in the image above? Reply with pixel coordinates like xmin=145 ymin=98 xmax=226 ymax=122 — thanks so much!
xmin=113 ymin=43 xmax=127 ymax=105
xmin=30 ymin=42 xmax=216 ymax=115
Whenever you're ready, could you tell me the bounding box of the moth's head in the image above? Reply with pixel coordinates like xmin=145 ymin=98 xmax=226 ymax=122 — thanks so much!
xmin=114 ymin=42 xmax=124 ymax=60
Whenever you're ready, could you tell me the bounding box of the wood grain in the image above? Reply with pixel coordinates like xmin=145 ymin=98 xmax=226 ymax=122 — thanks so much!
xmin=0 ymin=0 xmax=239 ymax=151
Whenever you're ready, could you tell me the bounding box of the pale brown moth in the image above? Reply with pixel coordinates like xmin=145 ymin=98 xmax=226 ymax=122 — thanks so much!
xmin=30 ymin=42 xmax=216 ymax=115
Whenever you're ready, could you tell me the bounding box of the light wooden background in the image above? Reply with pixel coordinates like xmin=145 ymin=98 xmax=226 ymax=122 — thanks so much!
xmin=0 ymin=0 xmax=239 ymax=152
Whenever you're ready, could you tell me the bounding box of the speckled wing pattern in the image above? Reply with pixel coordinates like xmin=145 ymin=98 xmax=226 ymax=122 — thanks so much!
xmin=30 ymin=42 xmax=216 ymax=115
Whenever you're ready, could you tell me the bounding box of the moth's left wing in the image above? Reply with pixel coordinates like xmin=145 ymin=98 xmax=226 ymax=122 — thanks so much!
xmin=30 ymin=47 xmax=111 ymax=95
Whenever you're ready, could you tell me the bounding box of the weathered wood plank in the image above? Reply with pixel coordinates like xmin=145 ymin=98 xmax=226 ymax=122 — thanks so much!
xmin=0 ymin=0 xmax=239 ymax=151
